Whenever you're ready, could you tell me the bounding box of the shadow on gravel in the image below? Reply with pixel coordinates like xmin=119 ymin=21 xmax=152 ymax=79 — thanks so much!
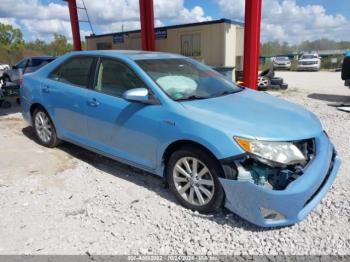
xmin=0 ymin=99 xmax=21 ymax=116
xmin=21 ymin=126 xmax=282 ymax=232
xmin=308 ymin=93 xmax=350 ymax=103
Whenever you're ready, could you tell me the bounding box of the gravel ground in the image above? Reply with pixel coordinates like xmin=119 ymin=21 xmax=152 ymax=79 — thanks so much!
xmin=0 ymin=71 xmax=349 ymax=255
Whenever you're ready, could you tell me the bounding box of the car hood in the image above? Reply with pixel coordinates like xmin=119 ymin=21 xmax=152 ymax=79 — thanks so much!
xmin=180 ymin=89 xmax=323 ymax=141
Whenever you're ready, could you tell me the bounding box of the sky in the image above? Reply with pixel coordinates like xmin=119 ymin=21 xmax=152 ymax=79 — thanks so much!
xmin=0 ymin=0 xmax=349 ymax=44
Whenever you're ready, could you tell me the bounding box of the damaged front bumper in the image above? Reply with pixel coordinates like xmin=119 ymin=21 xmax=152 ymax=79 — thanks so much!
xmin=219 ymin=132 xmax=341 ymax=227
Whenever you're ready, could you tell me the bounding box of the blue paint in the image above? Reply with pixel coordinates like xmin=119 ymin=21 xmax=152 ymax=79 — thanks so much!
xmin=20 ymin=50 xmax=340 ymax=227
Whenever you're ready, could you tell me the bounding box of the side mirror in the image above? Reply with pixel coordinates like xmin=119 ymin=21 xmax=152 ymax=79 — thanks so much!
xmin=122 ymin=88 xmax=151 ymax=104
xmin=12 ymin=65 xmax=17 ymax=70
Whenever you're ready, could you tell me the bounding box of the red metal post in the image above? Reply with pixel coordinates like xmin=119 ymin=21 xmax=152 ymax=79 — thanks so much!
xmin=243 ymin=0 xmax=262 ymax=90
xmin=139 ymin=0 xmax=155 ymax=51
xmin=67 ymin=0 xmax=82 ymax=51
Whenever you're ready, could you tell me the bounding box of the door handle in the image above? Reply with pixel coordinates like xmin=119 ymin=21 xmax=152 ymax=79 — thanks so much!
xmin=42 ymin=85 xmax=50 ymax=93
xmin=87 ymin=98 xmax=100 ymax=107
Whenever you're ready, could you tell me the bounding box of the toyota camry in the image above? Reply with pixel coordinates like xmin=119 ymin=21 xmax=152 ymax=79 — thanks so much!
xmin=20 ymin=51 xmax=340 ymax=227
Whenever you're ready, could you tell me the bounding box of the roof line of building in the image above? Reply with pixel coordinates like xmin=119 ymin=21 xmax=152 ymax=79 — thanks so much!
xmin=86 ymin=18 xmax=244 ymax=39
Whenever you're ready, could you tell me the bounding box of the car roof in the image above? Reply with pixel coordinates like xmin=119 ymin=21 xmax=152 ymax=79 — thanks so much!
xmin=29 ymin=56 xmax=56 ymax=60
xmin=68 ymin=50 xmax=184 ymax=61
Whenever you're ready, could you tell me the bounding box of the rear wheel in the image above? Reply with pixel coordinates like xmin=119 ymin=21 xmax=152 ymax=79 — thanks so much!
xmin=33 ymin=108 xmax=61 ymax=148
xmin=167 ymin=147 xmax=224 ymax=213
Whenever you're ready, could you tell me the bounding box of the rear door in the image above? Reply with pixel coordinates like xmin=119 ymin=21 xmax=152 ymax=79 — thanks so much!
xmin=41 ymin=56 xmax=95 ymax=143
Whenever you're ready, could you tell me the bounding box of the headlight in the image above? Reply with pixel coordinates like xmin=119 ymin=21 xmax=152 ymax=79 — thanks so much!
xmin=234 ymin=137 xmax=306 ymax=165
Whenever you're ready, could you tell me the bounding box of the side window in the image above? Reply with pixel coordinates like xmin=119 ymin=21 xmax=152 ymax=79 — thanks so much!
xmin=16 ymin=59 xmax=28 ymax=69
xmin=49 ymin=57 xmax=94 ymax=87
xmin=94 ymin=58 xmax=146 ymax=97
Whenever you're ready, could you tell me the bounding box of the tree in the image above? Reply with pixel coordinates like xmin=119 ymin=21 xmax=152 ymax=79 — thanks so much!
xmin=0 ymin=22 xmax=24 ymax=49
xmin=47 ymin=34 xmax=73 ymax=56
xmin=25 ymin=39 xmax=47 ymax=52
xmin=260 ymin=39 xmax=350 ymax=56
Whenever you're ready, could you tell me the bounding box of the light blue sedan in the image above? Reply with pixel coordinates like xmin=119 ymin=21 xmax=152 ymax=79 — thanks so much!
xmin=20 ymin=51 xmax=340 ymax=227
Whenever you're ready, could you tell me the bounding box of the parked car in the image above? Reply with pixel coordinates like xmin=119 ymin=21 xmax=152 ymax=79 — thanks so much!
xmin=20 ymin=51 xmax=340 ymax=227
xmin=298 ymin=53 xmax=321 ymax=71
xmin=0 ymin=63 xmax=10 ymax=80
xmin=2 ymin=56 xmax=55 ymax=85
xmin=342 ymin=51 xmax=350 ymax=88
xmin=273 ymin=56 xmax=291 ymax=70
xmin=0 ymin=63 xmax=10 ymax=72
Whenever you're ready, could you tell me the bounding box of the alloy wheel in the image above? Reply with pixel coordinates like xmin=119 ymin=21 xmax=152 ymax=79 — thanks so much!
xmin=173 ymin=157 xmax=215 ymax=206
xmin=258 ymin=76 xmax=270 ymax=87
xmin=34 ymin=111 xmax=52 ymax=144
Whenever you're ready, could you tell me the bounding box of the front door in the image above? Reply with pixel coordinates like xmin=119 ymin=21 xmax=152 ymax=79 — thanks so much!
xmin=84 ymin=58 xmax=161 ymax=170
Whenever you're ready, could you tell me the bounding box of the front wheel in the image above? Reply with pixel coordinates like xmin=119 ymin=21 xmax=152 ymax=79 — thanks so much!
xmin=167 ymin=147 xmax=224 ymax=213
xmin=33 ymin=108 xmax=61 ymax=148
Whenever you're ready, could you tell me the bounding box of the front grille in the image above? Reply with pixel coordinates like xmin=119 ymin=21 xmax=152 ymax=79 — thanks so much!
xmin=303 ymin=150 xmax=336 ymax=207
xmin=300 ymin=61 xmax=317 ymax=65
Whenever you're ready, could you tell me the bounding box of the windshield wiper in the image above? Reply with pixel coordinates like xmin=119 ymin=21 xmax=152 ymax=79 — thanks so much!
xmin=214 ymin=89 xmax=243 ymax=97
xmin=175 ymin=89 xmax=243 ymax=101
xmin=175 ymin=95 xmax=210 ymax=101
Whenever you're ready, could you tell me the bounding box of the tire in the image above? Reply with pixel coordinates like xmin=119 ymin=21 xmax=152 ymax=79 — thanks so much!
xmin=270 ymin=77 xmax=283 ymax=85
xmin=280 ymin=83 xmax=288 ymax=90
xmin=33 ymin=108 xmax=61 ymax=148
xmin=167 ymin=147 xmax=225 ymax=213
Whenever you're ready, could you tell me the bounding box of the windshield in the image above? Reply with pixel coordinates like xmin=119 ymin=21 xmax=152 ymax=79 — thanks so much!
xmin=276 ymin=57 xmax=289 ymax=61
xmin=301 ymin=55 xmax=317 ymax=59
xmin=136 ymin=58 xmax=242 ymax=101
